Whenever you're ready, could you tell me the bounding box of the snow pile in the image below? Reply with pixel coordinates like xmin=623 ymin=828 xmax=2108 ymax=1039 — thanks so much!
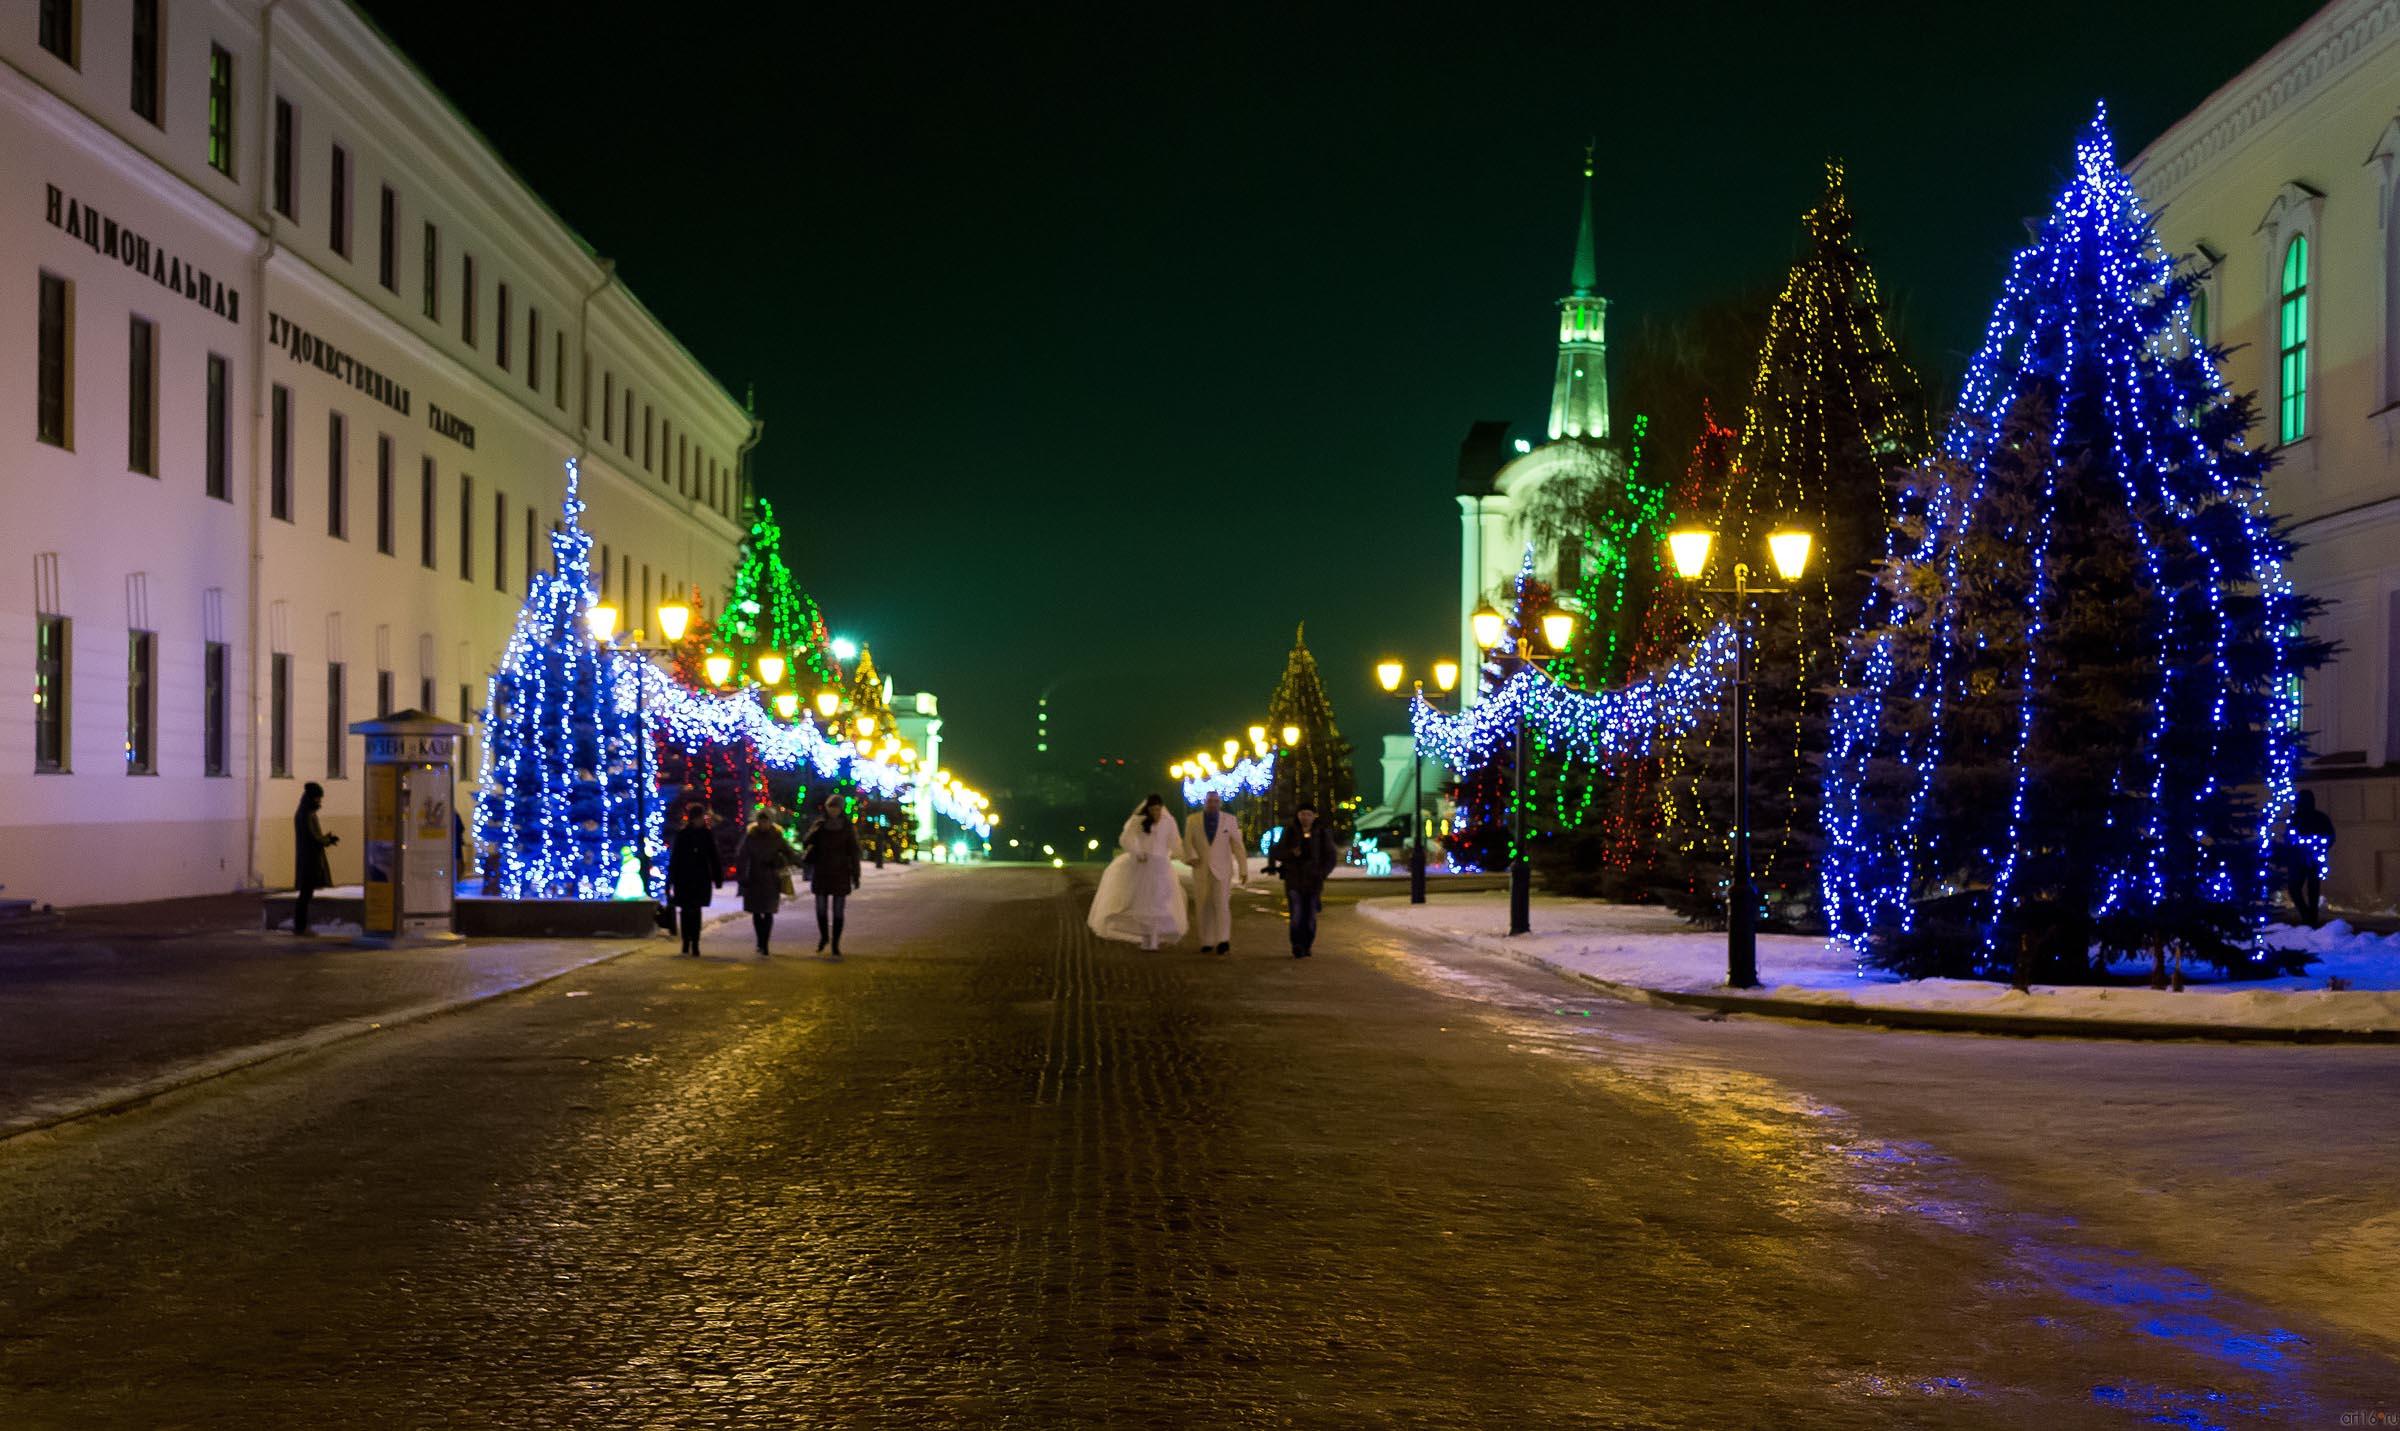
xmin=1358 ymin=893 xmax=2400 ymax=1034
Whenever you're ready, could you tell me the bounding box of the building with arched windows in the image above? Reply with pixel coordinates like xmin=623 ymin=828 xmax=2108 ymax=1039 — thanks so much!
xmin=2137 ymin=0 xmax=2400 ymax=905
xmin=1453 ymin=153 xmax=1628 ymax=702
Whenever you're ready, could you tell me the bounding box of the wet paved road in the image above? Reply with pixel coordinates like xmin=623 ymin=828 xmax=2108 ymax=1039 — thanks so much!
xmin=0 ymin=867 xmax=2393 ymax=1427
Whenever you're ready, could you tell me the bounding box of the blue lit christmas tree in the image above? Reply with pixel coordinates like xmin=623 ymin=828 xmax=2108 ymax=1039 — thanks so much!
xmin=474 ymin=459 xmax=647 ymax=898
xmin=1820 ymin=109 xmax=2326 ymax=979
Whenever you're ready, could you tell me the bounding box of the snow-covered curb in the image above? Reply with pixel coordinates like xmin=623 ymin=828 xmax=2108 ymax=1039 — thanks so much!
xmin=1358 ymin=893 xmax=2400 ymax=1040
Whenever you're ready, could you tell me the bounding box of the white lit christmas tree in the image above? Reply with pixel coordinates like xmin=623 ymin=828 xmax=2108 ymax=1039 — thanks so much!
xmin=473 ymin=459 xmax=648 ymax=898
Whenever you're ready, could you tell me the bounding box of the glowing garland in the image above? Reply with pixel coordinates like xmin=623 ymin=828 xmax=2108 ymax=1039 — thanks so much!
xmin=1819 ymin=107 xmax=2307 ymax=963
xmin=1181 ymin=754 xmax=1276 ymax=806
xmin=1415 ymin=621 xmax=1741 ymax=775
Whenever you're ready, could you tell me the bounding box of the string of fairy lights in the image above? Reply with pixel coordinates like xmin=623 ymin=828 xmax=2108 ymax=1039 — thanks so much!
xmin=1818 ymin=108 xmax=2306 ymax=961
xmin=1414 ymin=619 xmax=1742 ymax=776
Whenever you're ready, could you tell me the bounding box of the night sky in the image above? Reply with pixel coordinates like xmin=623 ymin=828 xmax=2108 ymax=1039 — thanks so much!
xmin=361 ymin=0 xmax=2312 ymax=807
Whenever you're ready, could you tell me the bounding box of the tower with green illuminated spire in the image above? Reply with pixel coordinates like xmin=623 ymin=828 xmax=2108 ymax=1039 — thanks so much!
xmin=1548 ymin=144 xmax=1609 ymax=442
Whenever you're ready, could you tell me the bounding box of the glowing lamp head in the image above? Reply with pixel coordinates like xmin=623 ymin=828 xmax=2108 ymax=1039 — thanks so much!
xmin=1170 ymin=762 xmax=1186 ymax=778
xmin=655 ymin=602 xmax=691 ymax=643
xmin=1470 ymin=604 xmax=1506 ymax=651
xmin=1281 ymin=724 xmax=1301 ymax=748
xmin=855 ymin=714 xmax=876 ymax=738
xmin=755 ymin=652 xmax=787 ymax=687
xmin=1540 ymin=607 xmax=1575 ymax=652
xmin=1222 ymin=738 xmax=1240 ymax=763
xmin=773 ymin=692 xmax=801 ymax=720
xmin=702 ymin=653 xmax=734 ymax=687
xmin=586 ymin=604 xmax=620 ymax=643
xmin=815 ymin=688 xmax=841 ymax=719
xmin=1668 ymin=528 xmax=1715 ymax=580
xmin=1248 ymin=724 xmax=1268 ymax=749
xmin=1768 ymin=528 xmax=1815 ymax=582
xmin=1375 ymin=660 xmax=1404 ymax=693
xmin=1433 ymin=659 xmax=1460 ymax=693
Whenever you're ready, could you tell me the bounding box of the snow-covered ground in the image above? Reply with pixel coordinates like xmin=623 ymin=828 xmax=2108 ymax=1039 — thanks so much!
xmin=1357 ymin=893 xmax=2400 ymax=1034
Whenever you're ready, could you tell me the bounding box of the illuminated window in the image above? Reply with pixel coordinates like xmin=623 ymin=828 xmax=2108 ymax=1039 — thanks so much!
xmin=2279 ymin=234 xmax=2309 ymax=444
xmin=35 ymin=616 xmax=70 ymax=773
xmin=207 ymin=47 xmax=235 ymax=176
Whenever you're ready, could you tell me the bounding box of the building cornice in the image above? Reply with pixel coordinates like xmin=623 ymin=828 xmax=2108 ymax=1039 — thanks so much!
xmin=2134 ymin=0 xmax=2400 ymax=203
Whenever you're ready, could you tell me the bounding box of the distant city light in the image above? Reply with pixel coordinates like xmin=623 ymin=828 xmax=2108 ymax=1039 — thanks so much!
xmin=831 ymin=637 xmax=859 ymax=662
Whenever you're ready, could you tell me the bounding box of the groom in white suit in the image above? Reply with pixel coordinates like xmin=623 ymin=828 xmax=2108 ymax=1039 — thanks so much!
xmin=1182 ymin=791 xmax=1249 ymax=954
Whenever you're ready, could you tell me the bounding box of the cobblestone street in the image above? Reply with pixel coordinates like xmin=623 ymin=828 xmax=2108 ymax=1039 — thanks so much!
xmin=0 ymin=868 xmax=2393 ymax=1427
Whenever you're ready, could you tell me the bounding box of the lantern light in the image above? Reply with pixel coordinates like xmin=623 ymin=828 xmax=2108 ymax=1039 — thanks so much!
xmin=656 ymin=603 xmax=691 ymax=643
xmin=755 ymin=652 xmax=786 ymax=687
xmin=855 ymin=714 xmax=876 ymax=738
xmin=815 ymin=688 xmax=841 ymax=719
xmin=1540 ymin=607 xmax=1576 ymax=652
xmin=773 ymin=692 xmax=800 ymax=720
xmin=586 ymin=604 xmax=620 ymax=643
xmin=1282 ymin=724 xmax=1301 ymax=748
xmin=1471 ymin=604 xmax=1506 ymax=651
xmin=1767 ymin=529 xmax=1815 ymax=582
xmin=1433 ymin=659 xmax=1460 ymax=693
xmin=702 ymin=653 xmax=734 ymax=687
xmin=1376 ymin=660 xmax=1404 ymax=693
xmin=1668 ymin=529 xmax=1715 ymax=580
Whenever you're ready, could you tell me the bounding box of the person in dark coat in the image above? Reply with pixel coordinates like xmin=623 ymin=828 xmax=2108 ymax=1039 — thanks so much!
xmin=2288 ymin=789 xmax=2337 ymax=927
xmin=1268 ymin=802 xmax=1339 ymax=957
xmin=665 ymin=802 xmax=722 ymax=956
xmin=800 ymin=795 xmax=865 ymax=957
xmin=735 ymin=810 xmax=797 ymax=956
xmin=293 ymin=782 xmax=339 ymax=936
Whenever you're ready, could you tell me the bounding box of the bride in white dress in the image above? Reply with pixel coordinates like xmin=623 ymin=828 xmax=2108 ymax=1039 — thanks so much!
xmin=1086 ymin=794 xmax=1188 ymax=949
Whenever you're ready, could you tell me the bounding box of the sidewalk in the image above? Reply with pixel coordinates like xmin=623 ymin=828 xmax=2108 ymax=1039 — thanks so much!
xmin=0 ymin=885 xmax=746 ymax=1142
xmin=1358 ymin=892 xmax=2400 ymax=1042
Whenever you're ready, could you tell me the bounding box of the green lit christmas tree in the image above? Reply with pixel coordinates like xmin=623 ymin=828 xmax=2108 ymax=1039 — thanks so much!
xmin=720 ymin=497 xmax=841 ymax=690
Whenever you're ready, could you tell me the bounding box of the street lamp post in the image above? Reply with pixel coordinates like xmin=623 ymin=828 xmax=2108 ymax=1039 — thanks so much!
xmin=1664 ymin=524 xmax=1814 ymax=989
xmin=1469 ymin=602 xmax=1574 ymax=935
xmin=1376 ymin=657 xmax=1461 ymax=903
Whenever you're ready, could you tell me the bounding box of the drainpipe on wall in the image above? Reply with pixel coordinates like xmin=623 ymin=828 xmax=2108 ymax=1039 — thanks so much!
xmin=241 ymin=0 xmax=288 ymax=892
xmin=574 ymin=257 xmax=616 ymax=471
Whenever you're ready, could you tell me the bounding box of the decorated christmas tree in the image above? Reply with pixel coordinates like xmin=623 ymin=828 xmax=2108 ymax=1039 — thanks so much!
xmin=1596 ymin=404 xmax=1738 ymax=894
xmin=1821 ymin=109 xmax=2326 ymax=979
xmin=474 ymin=459 xmax=648 ymax=898
xmin=1265 ymin=624 xmax=1357 ymax=839
xmin=720 ymin=497 xmax=841 ymax=692
xmin=1657 ymin=163 xmax=1926 ymax=926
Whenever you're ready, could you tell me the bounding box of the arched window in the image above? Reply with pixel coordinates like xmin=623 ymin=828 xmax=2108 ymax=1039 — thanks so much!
xmin=2279 ymin=234 xmax=2310 ymax=443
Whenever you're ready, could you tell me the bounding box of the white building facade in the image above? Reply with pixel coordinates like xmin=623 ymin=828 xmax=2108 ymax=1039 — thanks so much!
xmin=2136 ymin=0 xmax=2400 ymax=906
xmin=2 ymin=0 xmax=753 ymax=905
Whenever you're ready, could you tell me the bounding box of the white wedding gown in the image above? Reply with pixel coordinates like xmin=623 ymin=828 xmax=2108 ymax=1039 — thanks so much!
xmin=1086 ymin=808 xmax=1188 ymax=946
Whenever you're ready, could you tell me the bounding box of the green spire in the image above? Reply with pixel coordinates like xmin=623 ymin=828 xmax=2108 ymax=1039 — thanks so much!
xmin=1570 ymin=142 xmax=1598 ymax=296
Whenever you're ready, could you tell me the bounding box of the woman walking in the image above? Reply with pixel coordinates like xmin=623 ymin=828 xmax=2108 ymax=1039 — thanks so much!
xmin=800 ymin=795 xmax=864 ymax=957
xmin=1086 ymin=794 xmax=1187 ymax=950
xmin=665 ymin=803 xmax=721 ymax=956
xmin=735 ymin=808 xmax=797 ymax=957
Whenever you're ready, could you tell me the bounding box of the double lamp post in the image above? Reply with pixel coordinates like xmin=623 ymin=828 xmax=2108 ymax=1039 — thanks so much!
xmin=1663 ymin=522 xmax=1812 ymax=990
xmin=1373 ymin=656 xmax=1459 ymax=904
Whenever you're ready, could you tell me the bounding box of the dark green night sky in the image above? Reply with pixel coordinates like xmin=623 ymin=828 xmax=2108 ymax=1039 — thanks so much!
xmin=360 ymin=0 xmax=2312 ymax=803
